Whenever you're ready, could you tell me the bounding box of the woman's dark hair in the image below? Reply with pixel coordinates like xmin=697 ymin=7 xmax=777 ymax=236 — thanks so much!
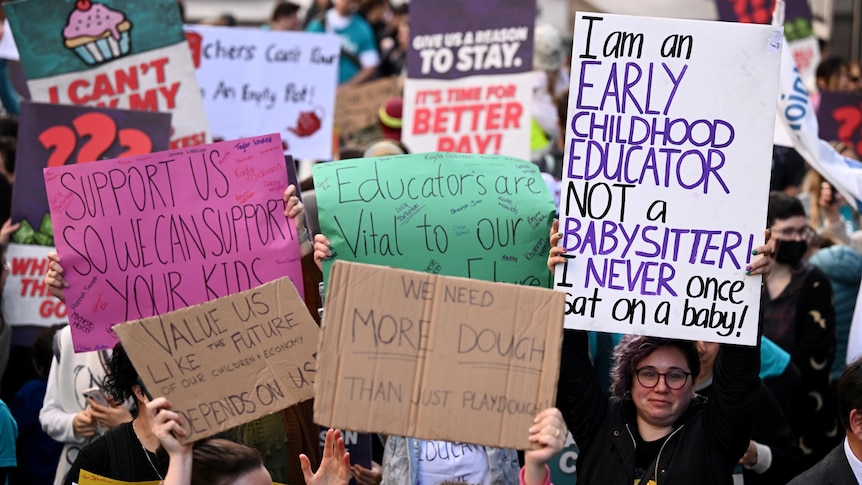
xmin=103 ymin=342 xmax=140 ymax=403
xmin=191 ymin=439 xmax=264 ymax=485
xmin=610 ymin=335 xmax=701 ymax=399
xmin=767 ymin=191 xmax=806 ymax=228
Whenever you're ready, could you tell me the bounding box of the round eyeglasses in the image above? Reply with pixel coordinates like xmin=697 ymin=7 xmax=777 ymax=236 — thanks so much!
xmin=635 ymin=368 xmax=691 ymax=390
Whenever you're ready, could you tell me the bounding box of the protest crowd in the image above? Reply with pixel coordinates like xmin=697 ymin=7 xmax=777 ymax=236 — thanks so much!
xmin=3 ymin=0 xmax=862 ymax=484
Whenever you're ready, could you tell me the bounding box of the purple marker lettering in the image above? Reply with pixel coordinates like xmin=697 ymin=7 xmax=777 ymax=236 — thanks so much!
xmin=662 ymin=63 xmax=688 ymax=115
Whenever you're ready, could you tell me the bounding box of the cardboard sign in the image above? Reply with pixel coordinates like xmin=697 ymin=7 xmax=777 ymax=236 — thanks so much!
xmin=312 ymin=152 xmax=556 ymax=287
xmin=555 ymin=14 xmax=781 ymax=345
xmin=334 ymin=76 xmax=401 ymax=144
xmin=401 ymin=0 xmax=534 ymax=160
xmin=184 ymin=25 xmax=340 ymax=160
xmin=818 ymin=91 xmax=862 ymax=156
xmin=315 ymin=261 xmax=563 ymax=449
xmin=114 ymin=277 xmax=318 ymax=442
xmin=6 ymin=0 xmax=210 ymax=148
xmin=45 ymin=134 xmax=304 ymax=352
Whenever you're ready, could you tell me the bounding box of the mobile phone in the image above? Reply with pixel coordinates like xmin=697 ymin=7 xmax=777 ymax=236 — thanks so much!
xmin=82 ymin=387 xmax=109 ymax=407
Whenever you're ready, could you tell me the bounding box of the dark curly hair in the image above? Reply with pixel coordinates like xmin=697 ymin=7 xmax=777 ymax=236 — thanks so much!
xmin=610 ymin=335 xmax=700 ymax=399
xmin=103 ymin=343 xmax=140 ymax=404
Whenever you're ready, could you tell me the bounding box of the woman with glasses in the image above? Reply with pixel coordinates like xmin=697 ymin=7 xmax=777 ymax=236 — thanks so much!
xmin=521 ymin=221 xmax=773 ymax=485
xmin=762 ymin=192 xmax=838 ymax=468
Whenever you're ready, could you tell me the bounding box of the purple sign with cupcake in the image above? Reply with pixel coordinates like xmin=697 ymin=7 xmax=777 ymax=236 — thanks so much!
xmin=7 ymin=0 xmax=211 ymax=149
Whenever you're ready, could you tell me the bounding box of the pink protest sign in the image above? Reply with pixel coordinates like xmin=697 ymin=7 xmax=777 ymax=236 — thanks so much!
xmin=44 ymin=134 xmax=304 ymax=352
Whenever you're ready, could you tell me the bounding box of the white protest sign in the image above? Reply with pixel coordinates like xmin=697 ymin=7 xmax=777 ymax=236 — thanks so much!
xmin=400 ymin=1 xmax=535 ymax=160
xmin=0 ymin=20 xmax=19 ymax=61
xmin=554 ymin=13 xmax=781 ymax=345
xmin=3 ymin=243 xmax=66 ymax=327
xmin=402 ymin=74 xmax=533 ymax=160
xmin=185 ymin=25 xmax=340 ymax=160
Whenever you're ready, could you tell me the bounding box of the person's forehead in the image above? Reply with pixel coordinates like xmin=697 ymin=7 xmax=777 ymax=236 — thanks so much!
xmin=772 ymin=215 xmax=807 ymax=228
xmin=637 ymin=346 xmax=690 ymax=370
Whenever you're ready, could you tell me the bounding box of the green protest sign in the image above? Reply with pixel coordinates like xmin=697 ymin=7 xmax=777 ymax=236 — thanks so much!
xmin=313 ymin=152 xmax=556 ymax=286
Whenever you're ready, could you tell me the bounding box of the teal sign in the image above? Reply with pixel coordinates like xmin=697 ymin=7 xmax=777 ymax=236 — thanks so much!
xmin=7 ymin=0 xmax=186 ymax=80
xmin=313 ymin=152 xmax=556 ymax=286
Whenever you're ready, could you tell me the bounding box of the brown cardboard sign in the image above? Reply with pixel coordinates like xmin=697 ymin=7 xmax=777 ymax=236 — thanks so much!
xmin=334 ymin=76 xmax=401 ymax=141
xmin=114 ymin=277 xmax=319 ymax=442
xmin=315 ymin=261 xmax=564 ymax=450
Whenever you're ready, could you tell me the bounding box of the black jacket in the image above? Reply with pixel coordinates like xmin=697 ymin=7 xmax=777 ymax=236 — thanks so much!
xmin=556 ymin=330 xmax=760 ymax=485
xmin=788 ymin=443 xmax=857 ymax=485
xmin=699 ymin=380 xmax=803 ymax=485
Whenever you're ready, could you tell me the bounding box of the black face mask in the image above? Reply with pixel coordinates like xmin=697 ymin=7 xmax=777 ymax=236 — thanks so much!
xmin=774 ymin=239 xmax=807 ymax=265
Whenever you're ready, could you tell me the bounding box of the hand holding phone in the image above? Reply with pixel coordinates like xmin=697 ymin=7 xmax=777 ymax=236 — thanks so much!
xmin=83 ymin=387 xmax=109 ymax=407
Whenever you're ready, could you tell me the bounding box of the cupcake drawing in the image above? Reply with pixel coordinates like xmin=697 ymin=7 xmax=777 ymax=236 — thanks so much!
xmin=63 ymin=0 xmax=132 ymax=65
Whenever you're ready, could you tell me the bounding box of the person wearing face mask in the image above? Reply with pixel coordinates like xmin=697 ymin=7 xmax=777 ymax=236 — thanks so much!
xmin=763 ymin=191 xmax=839 ymax=468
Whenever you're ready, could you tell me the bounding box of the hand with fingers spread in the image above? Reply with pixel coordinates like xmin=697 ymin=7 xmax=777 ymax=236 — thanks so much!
xmin=302 ymin=428 xmax=351 ymax=485
xmin=313 ymin=234 xmax=332 ymax=271
xmin=45 ymin=252 xmax=68 ymax=302
xmin=284 ymin=184 xmax=312 ymax=257
xmin=523 ymin=407 xmax=567 ymax=485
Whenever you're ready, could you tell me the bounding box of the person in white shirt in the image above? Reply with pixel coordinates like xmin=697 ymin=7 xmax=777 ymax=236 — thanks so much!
xmin=38 ymin=325 xmax=131 ymax=485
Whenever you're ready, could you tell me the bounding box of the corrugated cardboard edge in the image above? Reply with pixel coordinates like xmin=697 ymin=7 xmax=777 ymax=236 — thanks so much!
xmin=315 ymin=260 xmax=565 ymax=449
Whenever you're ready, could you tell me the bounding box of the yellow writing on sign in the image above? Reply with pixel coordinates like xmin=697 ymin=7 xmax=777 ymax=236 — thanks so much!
xmin=77 ymin=470 xmax=161 ymax=485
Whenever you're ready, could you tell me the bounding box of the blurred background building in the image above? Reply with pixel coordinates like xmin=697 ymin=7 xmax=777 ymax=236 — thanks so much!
xmin=183 ymin=0 xmax=860 ymax=60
